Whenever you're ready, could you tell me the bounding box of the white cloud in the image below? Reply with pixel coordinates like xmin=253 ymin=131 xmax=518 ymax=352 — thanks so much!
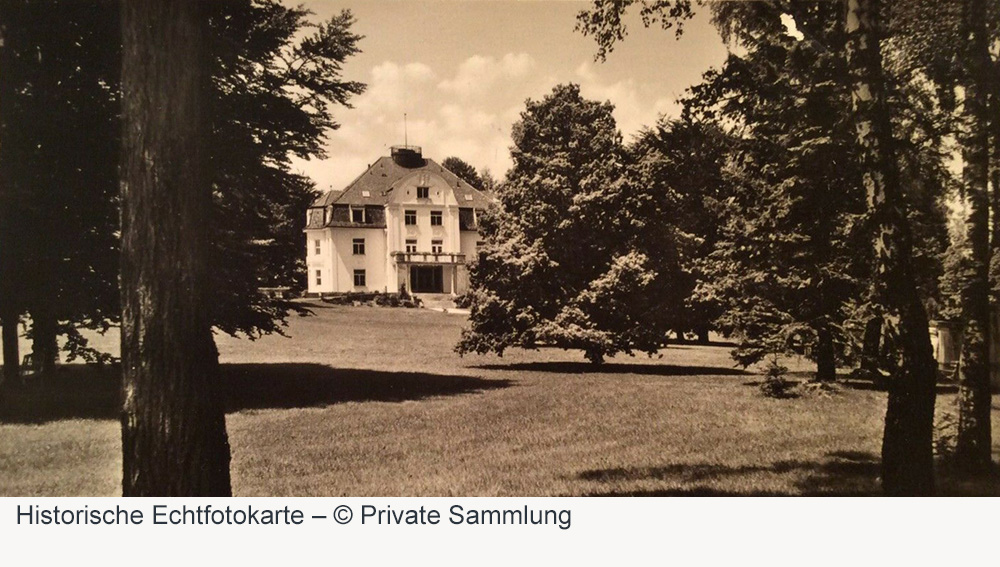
xmin=293 ymin=55 xmax=684 ymax=192
xmin=438 ymin=53 xmax=536 ymax=98
xmin=355 ymin=61 xmax=437 ymax=114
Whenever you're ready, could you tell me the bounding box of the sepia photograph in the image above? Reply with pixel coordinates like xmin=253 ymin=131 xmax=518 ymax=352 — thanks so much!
xmin=1 ymin=0 xmax=999 ymax=500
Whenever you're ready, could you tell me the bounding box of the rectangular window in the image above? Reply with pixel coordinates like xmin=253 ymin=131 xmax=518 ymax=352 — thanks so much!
xmin=353 ymin=269 xmax=366 ymax=287
xmin=315 ymin=269 xmax=322 ymax=286
xmin=404 ymin=210 xmax=417 ymax=225
xmin=314 ymin=239 xmax=321 ymax=255
xmin=352 ymin=238 xmax=365 ymax=255
xmin=417 ymin=186 xmax=429 ymax=199
xmin=405 ymin=239 xmax=417 ymax=253
xmin=476 ymin=241 xmax=485 ymax=249
xmin=430 ymin=211 xmax=443 ymax=226
xmin=351 ymin=207 xmax=366 ymax=223
xmin=431 ymin=239 xmax=443 ymax=254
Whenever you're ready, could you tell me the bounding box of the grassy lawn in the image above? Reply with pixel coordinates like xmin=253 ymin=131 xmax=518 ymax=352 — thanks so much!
xmin=2 ymin=303 xmax=998 ymax=496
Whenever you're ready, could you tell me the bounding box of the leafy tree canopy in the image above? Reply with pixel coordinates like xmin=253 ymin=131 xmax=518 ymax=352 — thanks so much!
xmin=458 ymin=84 xmax=689 ymax=363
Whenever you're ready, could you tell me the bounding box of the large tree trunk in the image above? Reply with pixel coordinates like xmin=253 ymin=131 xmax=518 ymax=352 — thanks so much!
xmin=695 ymin=325 xmax=710 ymax=345
xmin=1 ymin=313 xmax=19 ymax=385
xmin=120 ymin=0 xmax=231 ymax=496
xmin=860 ymin=316 xmax=882 ymax=374
xmin=815 ymin=324 xmax=836 ymax=382
xmin=29 ymin=306 xmax=58 ymax=376
xmin=954 ymin=0 xmax=994 ymax=474
xmin=844 ymin=0 xmax=938 ymax=495
xmin=0 ymin=9 xmax=20 ymax=387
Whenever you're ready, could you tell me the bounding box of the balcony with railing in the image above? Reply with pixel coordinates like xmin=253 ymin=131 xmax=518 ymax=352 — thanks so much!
xmin=391 ymin=251 xmax=466 ymax=265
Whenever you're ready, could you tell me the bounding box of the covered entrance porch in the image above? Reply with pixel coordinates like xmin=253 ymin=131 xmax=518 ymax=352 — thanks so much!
xmin=410 ymin=265 xmax=444 ymax=293
xmin=392 ymin=251 xmax=468 ymax=296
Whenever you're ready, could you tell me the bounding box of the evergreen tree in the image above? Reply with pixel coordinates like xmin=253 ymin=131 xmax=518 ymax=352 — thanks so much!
xmin=0 ymin=0 xmax=365 ymax=377
xmin=576 ymin=0 xmax=946 ymax=494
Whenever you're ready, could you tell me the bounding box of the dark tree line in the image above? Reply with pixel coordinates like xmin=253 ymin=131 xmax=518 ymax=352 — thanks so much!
xmin=1 ymin=0 xmax=364 ymax=495
xmin=0 ymin=0 xmax=364 ymax=384
xmin=563 ymin=0 xmax=995 ymax=494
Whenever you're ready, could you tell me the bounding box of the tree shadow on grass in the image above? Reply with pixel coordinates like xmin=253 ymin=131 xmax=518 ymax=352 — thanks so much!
xmin=578 ymin=450 xmax=1000 ymax=496
xmin=470 ymin=361 xmax=749 ymax=377
xmin=578 ymin=451 xmax=883 ymax=496
xmin=0 ymin=363 xmax=508 ymax=424
xmin=221 ymin=363 xmax=509 ymax=411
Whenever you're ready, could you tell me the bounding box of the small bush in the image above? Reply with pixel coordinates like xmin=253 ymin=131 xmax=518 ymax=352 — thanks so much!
xmin=760 ymin=357 xmax=797 ymax=399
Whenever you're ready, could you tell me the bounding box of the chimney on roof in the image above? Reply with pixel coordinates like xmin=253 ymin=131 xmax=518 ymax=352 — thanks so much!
xmin=391 ymin=145 xmax=423 ymax=168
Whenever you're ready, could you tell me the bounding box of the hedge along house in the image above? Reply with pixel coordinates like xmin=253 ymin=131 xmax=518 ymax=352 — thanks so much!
xmin=305 ymin=146 xmax=493 ymax=296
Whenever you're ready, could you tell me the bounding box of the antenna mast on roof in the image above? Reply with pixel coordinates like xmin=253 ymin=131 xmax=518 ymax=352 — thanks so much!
xmin=404 ymin=113 xmax=408 ymax=147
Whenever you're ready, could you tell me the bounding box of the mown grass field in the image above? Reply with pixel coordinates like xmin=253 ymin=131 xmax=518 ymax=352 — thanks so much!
xmin=2 ymin=303 xmax=998 ymax=496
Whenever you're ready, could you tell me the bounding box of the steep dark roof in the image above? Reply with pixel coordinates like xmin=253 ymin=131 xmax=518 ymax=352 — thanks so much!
xmin=310 ymin=155 xmax=494 ymax=210
xmin=310 ymin=189 xmax=343 ymax=207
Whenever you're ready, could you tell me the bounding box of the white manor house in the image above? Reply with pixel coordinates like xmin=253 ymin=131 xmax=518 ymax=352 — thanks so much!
xmin=304 ymin=146 xmax=492 ymax=296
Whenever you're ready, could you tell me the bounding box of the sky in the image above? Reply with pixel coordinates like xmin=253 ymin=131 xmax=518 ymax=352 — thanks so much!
xmin=290 ymin=0 xmax=729 ymax=192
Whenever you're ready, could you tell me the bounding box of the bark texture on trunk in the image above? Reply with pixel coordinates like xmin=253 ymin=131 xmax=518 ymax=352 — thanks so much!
xmin=0 ymin=12 xmax=20 ymax=386
xmin=955 ymin=0 xmax=994 ymax=474
xmin=29 ymin=306 xmax=58 ymax=376
xmin=120 ymin=0 xmax=231 ymax=496
xmin=695 ymin=326 xmax=710 ymax=345
xmin=844 ymin=0 xmax=938 ymax=495
xmin=860 ymin=316 xmax=881 ymax=373
xmin=1 ymin=314 xmax=19 ymax=385
xmin=815 ymin=325 xmax=836 ymax=382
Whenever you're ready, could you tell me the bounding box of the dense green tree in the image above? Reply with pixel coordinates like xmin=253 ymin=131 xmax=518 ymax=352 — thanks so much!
xmin=629 ymin=119 xmax=731 ymax=345
xmin=577 ymin=0 xmax=946 ymax=494
xmin=892 ymin=0 xmax=999 ymax=474
xmin=0 ymin=0 xmax=121 ymax=377
xmin=442 ymin=156 xmax=485 ymax=190
xmin=0 ymin=0 xmax=365 ymax=379
xmin=951 ymin=0 xmax=995 ymax=473
xmin=458 ymin=84 xmax=688 ymax=363
xmin=205 ymin=1 xmax=365 ymax=338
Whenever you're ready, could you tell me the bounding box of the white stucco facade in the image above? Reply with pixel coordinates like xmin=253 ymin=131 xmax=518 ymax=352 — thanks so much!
xmin=304 ymin=146 xmax=490 ymax=296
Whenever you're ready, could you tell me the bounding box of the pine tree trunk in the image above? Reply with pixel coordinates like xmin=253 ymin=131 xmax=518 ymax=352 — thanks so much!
xmin=29 ymin=306 xmax=58 ymax=376
xmin=0 ymin=11 xmax=20 ymax=387
xmin=695 ymin=325 xmax=710 ymax=345
xmin=954 ymin=0 xmax=993 ymax=474
xmin=860 ymin=316 xmax=881 ymax=373
xmin=120 ymin=0 xmax=232 ymax=496
xmin=844 ymin=0 xmax=938 ymax=495
xmin=815 ymin=325 xmax=836 ymax=382
xmin=1 ymin=313 xmax=19 ymax=384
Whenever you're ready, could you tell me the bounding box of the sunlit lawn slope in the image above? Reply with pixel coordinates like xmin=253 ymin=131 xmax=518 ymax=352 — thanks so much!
xmin=2 ymin=303 xmax=998 ymax=496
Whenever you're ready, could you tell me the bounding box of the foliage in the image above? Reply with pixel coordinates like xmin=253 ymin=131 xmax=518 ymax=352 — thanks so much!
xmin=0 ymin=0 xmax=122 ymax=367
xmin=0 ymin=0 xmax=365 ymax=363
xmin=760 ymin=356 xmax=796 ymax=399
xmin=205 ymin=1 xmax=365 ymax=338
xmin=442 ymin=156 xmax=485 ymax=190
xmin=458 ymin=84 xmax=688 ymax=363
xmin=628 ymin=119 xmax=731 ymax=340
xmin=680 ymin=3 xmax=866 ymax=377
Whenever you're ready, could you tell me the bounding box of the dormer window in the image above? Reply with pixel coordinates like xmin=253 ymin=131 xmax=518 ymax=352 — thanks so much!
xmin=417 ymin=186 xmax=430 ymax=199
xmin=351 ymin=207 xmax=366 ymax=223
